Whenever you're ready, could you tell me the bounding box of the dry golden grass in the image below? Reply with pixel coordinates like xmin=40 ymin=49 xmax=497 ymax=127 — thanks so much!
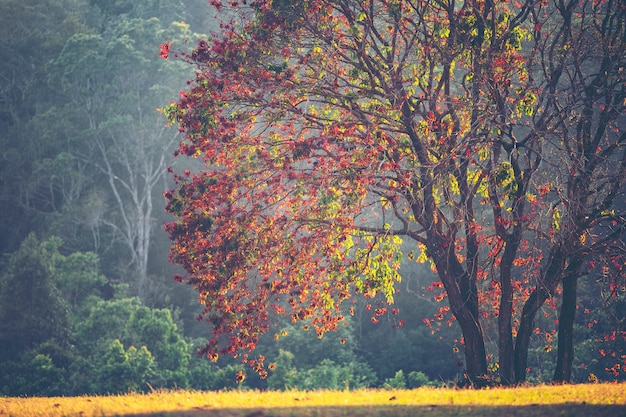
xmin=1 ymin=383 xmax=625 ymax=417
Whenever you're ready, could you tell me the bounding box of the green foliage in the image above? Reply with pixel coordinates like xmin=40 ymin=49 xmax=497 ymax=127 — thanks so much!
xmin=350 ymin=234 xmax=404 ymax=303
xmin=407 ymin=371 xmax=431 ymax=388
xmin=0 ymin=0 xmax=235 ymax=397
xmin=187 ymin=355 xmax=248 ymax=391
xmin=298 ymin=359 xmax=355 ymax=390
xmin=73 ymin=297 xmax=141 ymax=353
xmin=72 ymin=296 xmax=191 ymax=393
xmin=125 ymin=306 xmax=190 ymax=388
xmin=89 ymin=0 xmax=186 ymax=22
xmin=10 ymin=353 xmax=68 ymax=397
xmin=354 ymin=280 xmax=463 ymax=383
xmin=0 ymin=238 xmax=196 ymax=396
xmin=94 ymin=339 xmax=154 ymax=394
xmin=268 ymin=356 xmax=377 ymax=390
xmin=261 ymin=317 xmax=378 ymax=390
xmin=0 ymin=233 xmax=193 ymax=395
xmin=1 ymin=0 xmax=625 ymax=396
xmin=0 ymin=235 xmax=71 ymax=361
xmin=0 ymin=333 xmax=78 ymax=396
xmin=267 ymin=350 xmax=299 ymax=390
xmin=383 ymin=370 xmax=407 ymax=389
xmin=0 ymin=337 xmax=80 ymax=396
xmin=53 ymin=250 xmax=107 ymax=312
xmin=273 ymin=319 xmax=361 ymax=369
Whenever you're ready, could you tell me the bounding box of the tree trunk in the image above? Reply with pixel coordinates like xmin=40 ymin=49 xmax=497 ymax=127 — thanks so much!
xmin=553 ymin=271 xmax=578 ymax=383
xmin=498 ymin=234 xmax=523 ymax=385
xmin=514 ymin=247 xmax=565 ymax=382
xmin=456 ymin=306 xmax=488 ymax=383
xmin=515 ymin=288 xmax=550 ymax=383
xmin=433 ymin=244 xmax=488 ymax=384
xmin=443 ymin=264 xmax=488 ymax=383
xmin=498 ymin=273 xmax=515 ymax=385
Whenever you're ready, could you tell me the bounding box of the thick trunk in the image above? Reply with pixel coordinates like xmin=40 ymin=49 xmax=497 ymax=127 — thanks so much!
xmin=553 ymin=272 xmax=578 ymax=383
xmin=497 ymin=234 xmax=522 ymax=385
xmin=456 ymin=306 xmax=488 ymax=382
xmin=444 ymin=262 xmax=487 ymax=383
xmin=514 ymin=247 xmax=565 ymax=382
xmin=433 ymin=243 xmax=488 ymax=384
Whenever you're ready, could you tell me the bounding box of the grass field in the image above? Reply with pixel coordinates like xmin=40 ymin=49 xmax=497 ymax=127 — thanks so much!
xmin=1 ymin=383 xmax=625 ymax=417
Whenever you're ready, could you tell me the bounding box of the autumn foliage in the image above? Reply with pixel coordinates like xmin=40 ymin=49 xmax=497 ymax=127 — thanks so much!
xmin=163 ymin=0 xmax=625 ymax=384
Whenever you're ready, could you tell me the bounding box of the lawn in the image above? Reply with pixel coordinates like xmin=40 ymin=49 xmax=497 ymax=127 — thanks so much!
xmin=1 ymin=383 xmax=625 ymax=417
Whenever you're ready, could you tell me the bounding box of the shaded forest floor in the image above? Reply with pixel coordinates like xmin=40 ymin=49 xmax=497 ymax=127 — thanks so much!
xmin=1 ymin=383 xmax=625 ymax=417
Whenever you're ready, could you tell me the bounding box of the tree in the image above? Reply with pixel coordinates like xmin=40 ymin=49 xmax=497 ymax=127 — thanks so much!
xmin=124 ymin=305 xmax=190 ymax=387
xmin=514 ymin=0 xmax=626 ymax=383
xmin=0 ymin=0 xmax=81 ymax=254
xmin=6 ymin=352 xmax=69 ymax=396
xmin=48 ymin=14 xmax=195 ymax=299
xmin=0 ymin=235 xmax=71 ymax=361
xmin=54 ymin=250 xmax=108 ymax=312
xmin=93 ymin=339 xmax=154 ymax=394
xmin=164 ymin=0 xmax=625 ymax=384
xmin=71 ymin=295 xmax=191 ymax=392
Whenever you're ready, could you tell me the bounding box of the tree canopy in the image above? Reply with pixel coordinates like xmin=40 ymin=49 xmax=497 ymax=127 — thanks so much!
xmin=165 ymin=0 xmax=626 ymax=384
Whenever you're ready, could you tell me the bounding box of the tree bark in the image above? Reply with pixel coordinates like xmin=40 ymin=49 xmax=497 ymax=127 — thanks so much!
xmin=498 ymin=269 xmax=515 ymax=385
xmin=456 ymin=305 xmax=488 ymax=383
xmin=497 ymin=230 xmax=524 ymax=385
xmin=553 ymin=271 xmax=578 ymax=383
xmin=437 ymin=251 xmax=488 ymax=383
xmin=514 ymin=288 xmax=546 ymax=383
xmin=514 ymin=246 xmax=565 ymax=382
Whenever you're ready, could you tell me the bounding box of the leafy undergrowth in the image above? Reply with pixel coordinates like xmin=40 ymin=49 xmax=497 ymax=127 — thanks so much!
xmin=1 ymin=383 xmax=625 ymax=417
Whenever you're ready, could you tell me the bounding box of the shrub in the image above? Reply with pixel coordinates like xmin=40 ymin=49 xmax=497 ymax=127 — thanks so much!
xmin=407 ymin=371 xmax=430 ymax=388
xmin=383 ymin=370 xmax=406 ymax=389
xmin=267 ymin=349 xmax=299 ymax=390
xmin=267 ymin=355 xmax=377 ymax=390
xmin=93 ymin=339 xmax=154 ymax=394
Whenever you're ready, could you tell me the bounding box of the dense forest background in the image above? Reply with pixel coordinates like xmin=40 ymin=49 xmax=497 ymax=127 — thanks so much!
xmin=0 ymin=0 xmax=623 ymax=396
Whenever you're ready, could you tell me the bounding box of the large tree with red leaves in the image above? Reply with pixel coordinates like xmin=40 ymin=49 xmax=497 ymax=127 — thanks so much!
xmin=163 ymin=0 xmax=625 ymax=384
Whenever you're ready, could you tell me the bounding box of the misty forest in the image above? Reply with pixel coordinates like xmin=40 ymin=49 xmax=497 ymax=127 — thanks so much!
xmin=0 ymin=0 xmax=624 ymax=396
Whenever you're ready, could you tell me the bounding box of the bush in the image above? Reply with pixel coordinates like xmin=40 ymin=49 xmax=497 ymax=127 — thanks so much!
xmin=407 ymin=371 xmax=430 ymax=388
xmin=267 ymin=349 xmax=299 ymax=390
xmin=383 ymin=370 xmax=406 ymax=389
xmin=294 ymin=359 xmax=377 ymax=390
xmin=6 ymin=353 xmax=68 ymax=396
xmin=188 ymin=359 xmax=247 ymax=391
xmin=93 ymin=339 xmax=154 ymax=394
xmin=74 ymin=297 xmax=191 ymax=392
xmin=298 ymin=359 xmax=347 ymax=390
xmin=266 ymin=352 xmax=378 ymax=391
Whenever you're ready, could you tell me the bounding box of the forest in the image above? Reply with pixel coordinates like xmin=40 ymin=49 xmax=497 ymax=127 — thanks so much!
xmin=0 ymin=0 xmax=624 ymax=396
